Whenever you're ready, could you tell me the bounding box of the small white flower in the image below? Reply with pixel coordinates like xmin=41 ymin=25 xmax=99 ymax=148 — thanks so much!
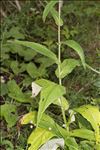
xmin=30 ymin=125 xmax=33 ymax=129
xmin=48 ymin=127 xmax=52 ymax=131
xmin=1 ymin=76 xmax=5 ymax=83
xmin=62 ymin=124 xmax=66 ymax=128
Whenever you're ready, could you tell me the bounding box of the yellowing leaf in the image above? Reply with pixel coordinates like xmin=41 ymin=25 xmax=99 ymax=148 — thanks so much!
xmin=20 ymin=111 xmax=37 ymax=125
xmin=28 ymin=128 xmax=55 ymax=150
xmin=75 ymin=105 xmax=100 ymax=143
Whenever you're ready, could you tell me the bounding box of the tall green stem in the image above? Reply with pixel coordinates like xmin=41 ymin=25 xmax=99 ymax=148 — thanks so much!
xmin=58 ymin=0 xmax=67 ymax=130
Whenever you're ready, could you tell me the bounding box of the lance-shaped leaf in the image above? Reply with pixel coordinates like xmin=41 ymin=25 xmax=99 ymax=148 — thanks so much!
xmin=37 ymin=80 xmax=66 ymax=126
xmin=43 ymin=1 xmax=63 ymax=26
xmin=43 ymin=1 xmax=58 ymax=22
xmin=51 ymin=8 xmax=63 ymax=26
xmin=70 ymin=129 xmax=95 ymax=141
xmin=28 ymin=127 xmax=55 ymax=150
xmin=74 ymin=105 xmax=100 ymax=143
xmin=63 ymin=40 xmax=86 ymax=68
xmin=55 ymin=59 xmax=80 ymax=79
xmin=9 ymin=40 xmax=58 ymax=62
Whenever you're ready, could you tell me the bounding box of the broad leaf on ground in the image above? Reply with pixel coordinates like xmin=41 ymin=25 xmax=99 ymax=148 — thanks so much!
xmin=7 ymin=80 xmax=31 ymax=103
xmin=1 ymin=103 xmax=18 ymax=127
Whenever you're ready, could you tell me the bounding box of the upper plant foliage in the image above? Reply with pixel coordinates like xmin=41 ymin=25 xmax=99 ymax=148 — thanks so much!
xmin=43 ymin=1 xmax=58 ymax=22
xmin=43 ymin=1 xmax=63 ymax=26
xmin=35 ymin=79 xmax=66 ymax=125
xmin=63 ymin=40 xmax=86 ymax=69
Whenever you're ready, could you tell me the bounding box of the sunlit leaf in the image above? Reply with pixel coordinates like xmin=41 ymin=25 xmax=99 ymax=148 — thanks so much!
xmin=28 ymin=127 xmax=55 ymax=150
xmin=20 ymin=111 xmax=69 ymax=138
xmin=70 ymin=129 xmax=95 ymax=141
xmin=74 ymin=105 xmax=100 ymax=143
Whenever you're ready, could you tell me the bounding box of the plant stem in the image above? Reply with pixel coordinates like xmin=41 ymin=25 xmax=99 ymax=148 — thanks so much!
xmin=58 ymin=0 xmax=68 ymax=130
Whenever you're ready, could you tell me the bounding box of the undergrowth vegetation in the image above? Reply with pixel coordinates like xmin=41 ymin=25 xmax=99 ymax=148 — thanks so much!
xmin=0 ymin=0 xmax=100 ymax=150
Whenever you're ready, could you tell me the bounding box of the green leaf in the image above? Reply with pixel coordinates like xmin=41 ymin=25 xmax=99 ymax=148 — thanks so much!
xmin=74 ymin=105 xmax=100 ymax=143
xmin=79 ymin=141 xmax=94 ymax=150
xmin=6 ymin=27 xmax=25 ymax=39
xmin=1 ymin=140 xmax=14 ymax=150
xmin=26 ymin=62 xmax=40 ymax=78
xmin=53 ymin=96 xmax=69 ymax=110
xmin=0 ymin=83 xmax=8 ymax=96
xmin=28 ymin=127 xmax=55 ymax=150
xmin=10 ymin=61 xmax=19 ymax=75
xmin=70 ymin=129 xmax=95 ymax=141
xmin=55 ymin=59 xmax=80 ymax=79
xmin=36 ymin=79 xmax=66 ymax=126
xmin=0 ymin=103 xmax=18 ymax=127
xmin=7 ymin=80 xmax=31 ymax=103
xmin=51 ymin=8 xmax=63 ymax=26
xmin=65 ymin=137 xmax=78 ymax=150
xmin=43 ymin=1 xmax=58 ymax=22
xmin=63 ymin=40 xmax=86 ymax=68
xmin=9 ymin=40 xmax=58 ymax=62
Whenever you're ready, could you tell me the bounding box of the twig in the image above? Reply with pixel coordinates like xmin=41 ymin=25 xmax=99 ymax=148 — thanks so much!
xmin=15 ymin=0 xmax=21 ymax=12
xmin=0 ymin=8 xmax=7 ymax=18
